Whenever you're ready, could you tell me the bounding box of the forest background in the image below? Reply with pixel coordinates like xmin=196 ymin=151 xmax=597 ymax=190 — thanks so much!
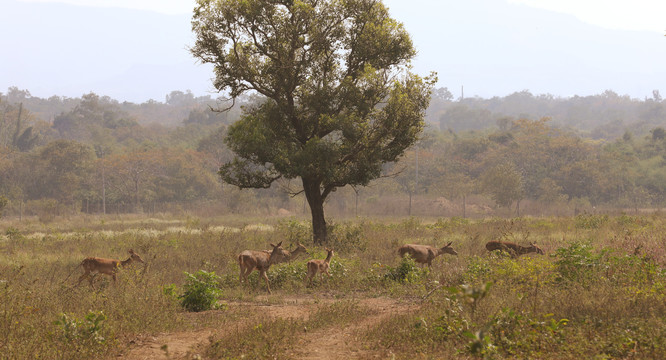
xmin=1 ymin=85 xmax=665 ymax=221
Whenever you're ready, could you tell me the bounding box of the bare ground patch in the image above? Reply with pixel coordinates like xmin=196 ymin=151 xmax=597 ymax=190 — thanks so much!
xmin=289 ymin=297 xmax=417 ymax=360
xmin=119 ymin=295 xmax=415 ymax=360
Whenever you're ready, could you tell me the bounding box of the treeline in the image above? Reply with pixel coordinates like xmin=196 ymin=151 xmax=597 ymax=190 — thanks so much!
xmin=1 ymin=87 xmax=666 ymax=219
xmin=429 ymin=88 xmax=666 ymax=139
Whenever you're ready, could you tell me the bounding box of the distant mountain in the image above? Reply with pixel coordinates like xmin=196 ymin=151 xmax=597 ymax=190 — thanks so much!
xmin=1 ymin=0 xmax=664 ymax=103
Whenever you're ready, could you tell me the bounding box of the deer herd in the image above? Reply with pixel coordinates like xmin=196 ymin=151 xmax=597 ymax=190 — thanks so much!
xmin=73 ymin=239 xmax=544 ymax=293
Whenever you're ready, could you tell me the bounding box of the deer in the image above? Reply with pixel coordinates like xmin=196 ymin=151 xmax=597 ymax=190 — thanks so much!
xmin=485 ymin=240 xmax=544 ymax=258
xmin=238 ymin=241 xmax=288 ymax=294
xmin=283 ymin=242 xmax=309 ymax=262
xmin=75 ymin=249 xmax=145 ymax=289
xmin=397 ymin=242 xmax=458 ymax=267
xmin=306 ymin=248 xmax=334 ymax=285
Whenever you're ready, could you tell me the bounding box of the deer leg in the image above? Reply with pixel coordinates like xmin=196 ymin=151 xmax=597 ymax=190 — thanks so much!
xmin=260 ymin=270 xmax=271 ymax=294
xmin=508 ymin=248 xmax=518 ymax=258
xmin=76 ymin=271 xmax=89 ymax=287
xmin=305 ymin=272 xmax=312 ymax=286
xmin=245 ymin=268 xmax=256 ymax=284
xmin=239 ymin=266 xmax=248 ymax=284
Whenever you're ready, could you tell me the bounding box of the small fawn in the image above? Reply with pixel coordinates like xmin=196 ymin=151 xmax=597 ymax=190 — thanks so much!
xmin=306 ymin=248 xmax=334 ymax=285
xmin=76 ymin=249 xmax=145 ymax=289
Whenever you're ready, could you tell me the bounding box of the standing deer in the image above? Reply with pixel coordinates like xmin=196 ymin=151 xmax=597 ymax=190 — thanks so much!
xmin=76 ymin=249 xmax=145 ymax=289
xmin=306 ymin=248 xmax=334 ymax=285
xmin=398 ymin=242 xmax=458 ymax=267
xmin=238 ymin=242 xmax=288 ymax=294
xmin=485 ymin=241 xmax=544 ymax=258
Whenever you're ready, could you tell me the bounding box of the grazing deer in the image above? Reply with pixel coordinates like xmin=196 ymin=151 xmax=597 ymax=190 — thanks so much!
xmin=307 ymin=248 xmax=334 ymax=285
xmin=485 ymin=241 xmax=544 ymax=258
xmin=398 ymin=242 xmax=458 ymax=267
xmin=76 ymin=249 xmax=145 ymax=289
xmin=238 ymin=242 xmax=288 ymax=294
xmin=284 ymin=242 xmax=309 ymax=262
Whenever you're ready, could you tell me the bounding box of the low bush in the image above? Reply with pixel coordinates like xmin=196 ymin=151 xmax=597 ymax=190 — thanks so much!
xmin=179 ymin=270 xmax=223 ymax=312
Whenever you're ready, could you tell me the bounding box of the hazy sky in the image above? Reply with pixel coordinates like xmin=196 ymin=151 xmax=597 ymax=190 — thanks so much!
xmin=18 ymin=0 xmax=665 ymax=33
xmin=4 ymin=0 xmax=666 ymax=102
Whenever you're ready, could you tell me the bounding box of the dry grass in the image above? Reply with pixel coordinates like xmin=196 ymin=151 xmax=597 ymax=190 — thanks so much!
xmin=0 ymin=213 xmax=665 ymax=358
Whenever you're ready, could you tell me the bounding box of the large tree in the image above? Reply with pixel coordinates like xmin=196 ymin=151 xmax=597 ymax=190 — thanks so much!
xmin=191 ymin=0 xmax=435 ymax=243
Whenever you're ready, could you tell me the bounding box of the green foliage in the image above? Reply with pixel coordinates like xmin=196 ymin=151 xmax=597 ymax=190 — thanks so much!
xmin=266 ymin=261 xmax=308 ymax=289
xmin=384 ymin=254 xmax=428 ymax=284
xmin=0 ymin=195 xmax=7 ymax=216
xmin=430 ymin=216 xmax=470 ymax=230
xmin=463 ymin=328 xmax=496 ymax=358
xmin=162 ymin=283 xmax=179 ymax=299
xmin=446 ymin=282 xmax=492 ymax=317
xmin=179 ymin=270 xmax=222 ymax=312
xmin=328 ymin=221 xmax=367 ymax=253
xmin=463 ymin=256 xmax=492 ymax=283
xmin=481 ymin=162 xmax=523 ymax=209
xmin=486 ymin=309 xmax=569 ymax=357
xmin=276 ymin=219 xmax=311 ymax=244
xmin=53 ymin=311 xmax=109 ymax=352
xmin=192 ymin=0 xmax=434 ymax=243
xmin=5 ymin=226 xmax=22 ymax=241
xmin=574 ymin=214 xmax=609 ymax=229
xmin=554 ymin=242 xmax=608 ymax=284
xmin=615 ymin=214 xmax=651 ymax=228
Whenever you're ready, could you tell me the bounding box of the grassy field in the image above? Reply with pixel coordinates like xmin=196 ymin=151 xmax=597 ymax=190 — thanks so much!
xmin=1 ymin=213 xmax=666 ymax=359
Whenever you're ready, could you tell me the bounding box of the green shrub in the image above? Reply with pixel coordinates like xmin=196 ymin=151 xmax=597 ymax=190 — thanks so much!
xmin=385 ymin=254 xmax=427 ymax=283
xmin=430 ymin=216 xmax=470 ymax=230
xmin=463 ymin=256 xmax=492 ymax=283
xmin=276 ymin=218 xmax=311 ymax=244
xmin=179 ymin=270 xmax=222 ymax=312
xmin=554 ymin=242 xmax=608 ymax=284
xmin=53 ymin=311 xmax=109 ymax=354
xmin=5 ymin=227 xmax=23 ymax=241
xmin=574 ymin=214 xmax=609 ymax=229
xmin=328 ymin=222 xmax=367 ymax=253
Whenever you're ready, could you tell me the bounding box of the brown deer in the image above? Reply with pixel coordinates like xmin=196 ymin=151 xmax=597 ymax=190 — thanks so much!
xmin=485 ymin=241 xmax=544 ymax=258
xmin=306 ymin=248 xmax=334 ymax=285
xmin=76 ymin=249 xmax=145 ymax=289
xmin=284 ymin=242 xmax=309 ymax=262
xmin=238 ymin=242 xmax=288 ymax=294
xmin=398 ymin=242 xmax=458 ymax=267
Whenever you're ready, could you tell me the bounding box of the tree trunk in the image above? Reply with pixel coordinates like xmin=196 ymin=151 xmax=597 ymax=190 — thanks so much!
xmin=462 ymin=194 xmax=467 ymax=218
xmin=133 ymin=179 xmax=141 ymax=213
xmin=302 ymin=178 xmax=327 ymax=245
xmin=355 ymin=189 xmax=359 ymax=217
xmin=516 ymin=199 xmax=521 ymax=217
xmin=102 ymin=163 xmax=106 ymax=215
xmin=408 ymin=191 xmax=413 ymax=216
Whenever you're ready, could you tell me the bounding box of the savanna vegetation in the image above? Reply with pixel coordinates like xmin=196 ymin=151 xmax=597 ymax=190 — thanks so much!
xmin=1 ymin=214 xmax=665 ymax=359
xmin=2 ymin=0 xmax=666 ymax=357
xmin=2 ymin=84 xmax=666 ymax=225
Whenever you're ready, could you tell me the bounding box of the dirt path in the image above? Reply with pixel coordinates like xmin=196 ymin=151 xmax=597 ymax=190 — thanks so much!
xmin=120 ymin=296 xmax=415 ymax=360
xmin=290 ymin=297 xmax=416 ymax=360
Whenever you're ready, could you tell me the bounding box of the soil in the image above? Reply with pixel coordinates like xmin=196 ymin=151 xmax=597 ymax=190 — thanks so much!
xmin=119 ymin=295 xmax=416 ymax=360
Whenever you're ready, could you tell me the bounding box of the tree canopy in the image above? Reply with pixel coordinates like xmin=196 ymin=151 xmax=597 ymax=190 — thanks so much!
xmin=191 ymin=0 xmax=435 ymax=243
